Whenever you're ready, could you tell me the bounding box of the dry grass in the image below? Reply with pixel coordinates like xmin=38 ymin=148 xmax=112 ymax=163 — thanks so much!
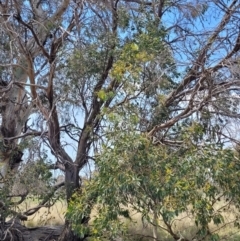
xmin=11 ymin=198 xmax=240 ymax=240
xmin=15 ymin=198 xmax=67 ymax=227
xmin=123 ymin=213 xmax=240 ymax=241
xmin=117 ymin=201 xmax=240 ymax=241
xmin=124 ymin=211 xmax=174 ymax=241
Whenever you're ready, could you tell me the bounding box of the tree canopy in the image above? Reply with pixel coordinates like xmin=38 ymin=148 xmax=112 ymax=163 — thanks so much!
xmin=0 ymin=0 xmax=240 ymax=240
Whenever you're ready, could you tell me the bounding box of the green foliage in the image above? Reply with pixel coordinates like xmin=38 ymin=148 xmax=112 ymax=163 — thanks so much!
xmin=64 ymin=5 xmax=240 ymax=238
xmin=1 ymin=1 xmax=240 ymax=241
xmin=67 ymin=122 xmax=240 ymax=240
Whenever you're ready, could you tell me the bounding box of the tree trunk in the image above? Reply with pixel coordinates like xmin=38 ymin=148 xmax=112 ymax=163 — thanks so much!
xmin=0 ymin=220 xmax=63 ymax=241
xmin=152 ymin=209 xmax=158 ymax=240
xmin=0 ymin=220 xmax=88 ymax=241
xmin=57 ymin=166 xmax=89 ymax=241
xmin=65 ymin=165 xmax=80 ymax=201
xmin=58 ymin=221 xmax=87 ymax=241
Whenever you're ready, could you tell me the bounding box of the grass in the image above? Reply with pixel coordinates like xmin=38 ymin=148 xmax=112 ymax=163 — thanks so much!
xmin=15 ymin=197 xmax=67 ymax=227
xmin=124 ymin=211 xmax=174 ymax=241
xmin=11 ymin=198 xmax=240 ymax=240
xmin=117 ymin=201 xmax=240 ymax=241
xmin=124 ymin=214 xmax=240 ymax=241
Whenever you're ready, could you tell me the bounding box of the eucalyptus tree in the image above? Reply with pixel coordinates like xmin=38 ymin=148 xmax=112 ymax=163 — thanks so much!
xmin=67 ymin=0 xmax=240 ymax=240
xmin=0 ymin=0 xmax=240 ymax=241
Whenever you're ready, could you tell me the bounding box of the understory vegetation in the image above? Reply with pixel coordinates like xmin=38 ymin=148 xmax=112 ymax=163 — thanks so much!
xmin=1 ymin=0 xmax=240 ymax=240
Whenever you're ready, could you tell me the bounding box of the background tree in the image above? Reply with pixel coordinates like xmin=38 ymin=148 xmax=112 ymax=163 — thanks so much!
xmin=0 ymin=0 xmax=240 ymax=240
